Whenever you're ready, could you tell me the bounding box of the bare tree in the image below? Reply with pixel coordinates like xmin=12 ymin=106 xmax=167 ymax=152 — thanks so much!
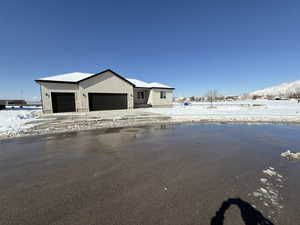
xmin=240 ymin=93 xmax=250 ymax=100
xmin=217 ymin=95 xmax=225 ymax=101
xmin=252 ymin=95 xmax=261 ymax=100
xmin=266 ymin=95 xmax=274 ymax=100
xmin=295 ymin=88 xmax=300 ymax=100
xmin=195 ymin=96 xmax=204 ymax=102
xmin=205 ymin=89 xmax=219 ymax=107
xmin=287 ymin=88 xmax=300 ymax=100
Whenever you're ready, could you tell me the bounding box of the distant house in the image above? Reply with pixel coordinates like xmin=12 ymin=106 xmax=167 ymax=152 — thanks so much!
xmin=0 ymin=101 xmax=5 ymax=110
xmin=0 ymin=99 xmax=27 ymax=110
xmin=225 ymin=96 xmax=239 ymax=101
xmin=35 ymin=69 xmax=174 ymax=113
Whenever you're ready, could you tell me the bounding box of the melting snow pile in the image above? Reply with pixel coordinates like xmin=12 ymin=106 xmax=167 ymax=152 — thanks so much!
xmin=262 ymin=168 xmax=278 ymax=177
xmin=0 ymin=110 xmax=37 ymax=137
xmin=249 ymin=167 xmax=284 ymax=218
xmin=281 ymin=150 xmax=300 ymax=160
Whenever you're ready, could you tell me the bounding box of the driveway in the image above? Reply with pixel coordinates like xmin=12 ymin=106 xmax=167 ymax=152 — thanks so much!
xmin=23 ymin=109 xmax=171 ymax=137
xmin=1 ymin=123 xmax=299 ymax=225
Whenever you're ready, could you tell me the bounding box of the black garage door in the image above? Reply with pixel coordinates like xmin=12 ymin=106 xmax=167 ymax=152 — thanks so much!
xmin=89 ymin=93 xmax=128 ymax=111
xmin=51 ymin=93 xmax=76 ymax=113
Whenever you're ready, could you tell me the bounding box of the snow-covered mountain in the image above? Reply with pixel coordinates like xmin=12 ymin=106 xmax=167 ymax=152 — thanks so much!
xmin=251 ymin=80 xmax=300 ymax=96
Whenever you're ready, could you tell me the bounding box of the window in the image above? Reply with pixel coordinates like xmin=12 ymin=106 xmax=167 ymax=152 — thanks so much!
xmin=160 ymin=91 xmax=166 ymax=99
xmin=137 ymin=91 xmax=144 ymax=99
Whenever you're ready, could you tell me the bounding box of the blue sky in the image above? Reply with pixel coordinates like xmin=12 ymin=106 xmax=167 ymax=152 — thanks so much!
xmin=1 ymin=0 xmax=300 ymax=100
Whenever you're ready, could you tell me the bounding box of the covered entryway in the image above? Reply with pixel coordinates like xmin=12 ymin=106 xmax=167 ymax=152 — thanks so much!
xmin=133 ymin=88 xmax=150 ymax=108
xmin=88 ymin=93 xmax=128 ymax=111
xmin=51 ymin=93 xmax=76 ymax=113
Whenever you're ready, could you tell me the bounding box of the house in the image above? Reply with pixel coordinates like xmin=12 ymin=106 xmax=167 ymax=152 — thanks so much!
xmin=0 ymin=100 xmax=5 ymax=110
xmin=35 ymin=69 xmax=174 ymax=113
xmin=224 ymin=96 xmax=239 ymax=101
xmin=0 ymin=99 xmax=27 ymax=110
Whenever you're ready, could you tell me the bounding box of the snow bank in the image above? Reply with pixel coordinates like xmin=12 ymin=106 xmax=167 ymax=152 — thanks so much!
xmin=281 ymin=150 xmax=300 ymax=160
xmin=0 ymin=110 xmax=37 ymax=137
xmin=143 ymin=100 xmax=300 ymax=123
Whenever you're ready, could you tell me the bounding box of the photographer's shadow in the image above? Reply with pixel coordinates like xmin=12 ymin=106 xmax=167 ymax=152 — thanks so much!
xmin=211 ymin=198 xmax=274 ymax=225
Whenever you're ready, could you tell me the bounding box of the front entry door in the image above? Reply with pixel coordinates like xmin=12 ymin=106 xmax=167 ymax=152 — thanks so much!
xmin=136 ymin=91 xmax=145 ymax=104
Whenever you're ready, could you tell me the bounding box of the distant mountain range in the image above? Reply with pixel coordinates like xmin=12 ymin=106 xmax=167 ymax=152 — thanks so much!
xmin=250 ymin=80 xmax=300 ymax=96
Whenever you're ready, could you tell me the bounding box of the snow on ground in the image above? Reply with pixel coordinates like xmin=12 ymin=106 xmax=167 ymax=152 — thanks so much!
xmin=249 ymin=167 xmax=284 ymax=219
xmin=281 ymin=150 xmax=300 ymax=160
xmin=1 ymin=100 xmax=300 ymax=139
xmin=263 ymin=168 xmax=277 ymax=177
xmin=143 ymin=100 xmax=300 ymax=122
xmin=0 ymin=108 xmax=39 ymax=137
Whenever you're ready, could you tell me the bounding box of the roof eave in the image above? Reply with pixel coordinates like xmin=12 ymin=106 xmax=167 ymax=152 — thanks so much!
xmin=150 ymin=87 xmax=175 ymax=90
xmin=35 ymin=80 xmax=77 ymax=84
xmin=35 ymin=69 xmax=137 ymax=87
xmin=134 ymin=86 xmax=151 ymax=89
xmin=134 ymin=86 xmax=174 ymax=90
xmin=35 ymin=70 xmax=173 ymax=89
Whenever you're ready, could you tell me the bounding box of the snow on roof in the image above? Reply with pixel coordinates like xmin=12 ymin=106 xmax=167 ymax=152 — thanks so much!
xmin=126 ymin=78 xmax=150 ymax=88
xmin=37 ymin=71 xmax=173 ymax=89
xmin=148 ymin=82 xmax=172 ymax=89
xmin=126 ymin=78 xmax=173 ymax=89
xmin=38 ymin=72 xmax=94 ymax=82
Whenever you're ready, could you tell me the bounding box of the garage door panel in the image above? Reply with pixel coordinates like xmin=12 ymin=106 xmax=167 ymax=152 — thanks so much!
xmin=51 ymin=93 xmax=76 ymax=113
xmin=89 ymin=93 xmax=127 ymax=111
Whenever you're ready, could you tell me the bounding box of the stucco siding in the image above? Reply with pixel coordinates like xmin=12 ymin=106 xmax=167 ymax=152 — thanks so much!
xmin=79 ymin=71 xmax=134 ymax=110
xmin=38 ymin=70 xmax=173 ymax=113
xmin=39 ymin=82 xmax=79 ymax=113
xmin=148 ymin=89 xmax=173 ymax=106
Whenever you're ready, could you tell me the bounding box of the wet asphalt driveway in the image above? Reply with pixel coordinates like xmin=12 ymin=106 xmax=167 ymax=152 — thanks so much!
xmin=0 ymin=124 xmax=300 ymax=225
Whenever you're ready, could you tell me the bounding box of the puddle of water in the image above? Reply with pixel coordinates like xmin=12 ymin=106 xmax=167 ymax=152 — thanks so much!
xmin=0 ymin=123 xmax=300 ymax=225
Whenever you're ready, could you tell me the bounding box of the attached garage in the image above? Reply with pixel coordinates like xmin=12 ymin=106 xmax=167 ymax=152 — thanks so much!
xmin=51 ymin=93 xmax=76 ymax=113
xmin=88 ymin=93 xmax=127 ymax=111
xmin=35 ymin=69 xmax=173 ymax=114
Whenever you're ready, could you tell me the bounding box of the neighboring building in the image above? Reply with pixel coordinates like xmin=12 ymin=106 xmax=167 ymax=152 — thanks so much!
xmin=225 ymin=96 xmax=239 ymax=101
xmin=0 ymin=100 xmax=27 ymax=110
xmin=175 ymin=97 xmax=186 ymax=102
xmin=0 ymin=100 xmax=5 ymax=110
xmin=35 ymin=69 xmax=174 ymax=113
